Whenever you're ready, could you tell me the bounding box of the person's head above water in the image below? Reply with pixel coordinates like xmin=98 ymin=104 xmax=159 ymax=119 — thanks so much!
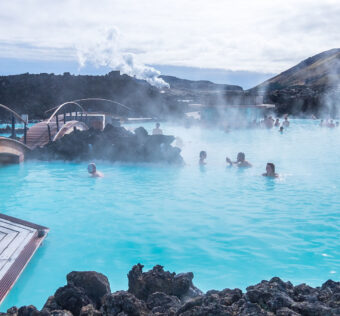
xmin=266 ymin=163 xmax=275 ymax=173
xmin=87 ymin=163 xmax=96 ymax=174
xmin=200 ymin=151 xmax=207 ymax=160
xmin=237 ymin=152 xmax=245 ymax=162
xmin=156 ymin=122 xmax=160 ymax=128
xmin=279 ymin=126 xmax=284 ymax=132
xmin=88 ymin=163 xmax=103 ymax=177
xmin=264 ymin=162 xmax=278 ymax=177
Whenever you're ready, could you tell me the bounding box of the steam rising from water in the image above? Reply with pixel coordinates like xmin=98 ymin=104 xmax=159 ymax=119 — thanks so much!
xmin=321 ymin=55 xmax=340 ymax=118
xmin=76 ymin=28 xmax=169 ymax=89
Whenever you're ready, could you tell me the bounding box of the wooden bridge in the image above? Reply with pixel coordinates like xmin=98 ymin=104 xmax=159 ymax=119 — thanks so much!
xmin=0 ymin=101 xmax=88 ymax=163
xmin=25 ymin=101 xmax=89 ymax=149
xmin=0 ymin=98 xmax=132 ymax=163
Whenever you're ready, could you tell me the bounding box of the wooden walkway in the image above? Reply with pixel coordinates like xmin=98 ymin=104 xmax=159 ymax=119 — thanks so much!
xmin=0 ymin=214 xmax=49 ymax=304
xmin=25 ymin=121 xmax=58 ymax=149
xmin=24 ymin=119 xmax=88 ymax=149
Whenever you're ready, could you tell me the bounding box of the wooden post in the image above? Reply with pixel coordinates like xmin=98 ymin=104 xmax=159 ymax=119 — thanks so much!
xmin=11 ymin=115 xmax=16 ymax=139
xmin=24 ymin=122 xmax=27 ymax=144
xmin=47 ymin=124 xmax=51 ymax=142
xmin=56 ymin=114 xmax=59 ymax=131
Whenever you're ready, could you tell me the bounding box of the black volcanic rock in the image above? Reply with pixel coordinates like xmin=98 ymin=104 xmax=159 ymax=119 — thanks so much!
xmin=54 ymin=285 xmax=92 ymax=316
xmin=27 ymin=125 xmax=183 ymax=165
xmin=17 ymin=306 xmax=40 ymax=316
xmin=5 ymin=265 xmax=340 ymax=316
xmin=101 ymin=291 xmax=149 ymax=316
xmin=127 ymin=264 xmax=202 ymax=302
xmin=79 ymin=305 xmax=102 ymax=316
xmin=146 ymin=292 xmax=181 ymax=314
xmin=67 ymin=272 xmax=111 ymax=308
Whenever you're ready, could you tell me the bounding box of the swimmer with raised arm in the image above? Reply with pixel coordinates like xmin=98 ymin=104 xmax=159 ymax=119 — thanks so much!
xmin=262 ymin=163 xmax=278 ymax=178
xmin=226 ymin=152 xmax=252 ymax=168
xmin=88 ymin=163 xmax=103 ymax=177
xmin=199 ymin=151 xmax=207 ymax=165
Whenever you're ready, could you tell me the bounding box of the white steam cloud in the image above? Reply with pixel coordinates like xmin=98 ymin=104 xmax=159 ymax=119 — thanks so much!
xmin=76 ymin=28 xmax=169 ymax=89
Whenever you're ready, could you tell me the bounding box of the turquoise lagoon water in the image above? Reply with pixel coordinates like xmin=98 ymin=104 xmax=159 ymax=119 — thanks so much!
xmin=0 ymin=123 xmax=35 ymax=138
xmin=0 ymin=120 xmax=339 ymax=310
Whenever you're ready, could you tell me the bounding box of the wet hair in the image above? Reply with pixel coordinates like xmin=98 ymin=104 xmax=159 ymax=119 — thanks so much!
xmin=267 ymin=163 xmax=275 ymax=173
xmin=237 ymin=152 xmax=245 ymax=161
xmin=87 ymin=163 xmax=96 ymax=174
xmin=200 ymin=151 xmax=207 ymax=159
xmin=280 ymin=126 xmax=284 ymax=131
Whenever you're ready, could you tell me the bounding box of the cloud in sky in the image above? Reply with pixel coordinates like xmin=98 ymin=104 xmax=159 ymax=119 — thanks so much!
xmin=0 ymin=0 xmax=339 ymax=74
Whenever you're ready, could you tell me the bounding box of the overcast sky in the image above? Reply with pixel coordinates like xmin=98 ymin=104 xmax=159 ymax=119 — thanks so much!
xmin=0 ymin=0 xmax=339 ymax=75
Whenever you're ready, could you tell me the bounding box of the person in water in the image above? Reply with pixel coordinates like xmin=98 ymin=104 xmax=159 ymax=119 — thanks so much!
xmin=274 ymin=118 xmax=280 ymax=127
xmin=279 ymin=126 xmax=284 ymax=133
xmin=264 ymin=116 xmax=274 ymax=129
xmin=319 ymin=119 xmax=324 ymax=127
xmin=199 ymin=151 xmax=207 ymax=165
xmin=328 ymin=119 xmax=335 ymax=128
xmin=226 ymin=152 xmax=252 ymax=168
xmin=87 ymin=163 xmax=103 ymax=177
xmin=152 ymin=122 xmax=163 ymax=135
xmin=262 ymin=163 xmax=278 ymax=178
xmin=282 ymin=117 xmax=290 ymax=127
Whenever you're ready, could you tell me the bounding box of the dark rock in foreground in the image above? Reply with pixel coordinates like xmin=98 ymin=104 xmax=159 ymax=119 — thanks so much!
xmin=27 ymin=125 xmax=183 ymax=165
xmin=128 ymin=264 xmax=203 ymax=302
xmin=3 ymin=264 xmax=340 ymax=316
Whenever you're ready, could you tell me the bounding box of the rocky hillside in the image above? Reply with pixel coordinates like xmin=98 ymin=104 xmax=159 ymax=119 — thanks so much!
xmin=160 ymin=75 xmax=242 ymax=92
xmin=0 ymin=71 xmax=182 ymax=120
xmin=251 ymin=48 xmax=340 ymax=116
xmin=256 ymin=48 xmax=340 ymax=91
xmin=4 ymin=264 xmax=340 ymax=316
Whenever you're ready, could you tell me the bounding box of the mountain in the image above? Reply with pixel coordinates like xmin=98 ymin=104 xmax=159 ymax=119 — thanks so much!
xmin=252 ymin=49 xmax=340 ymax=117
xmin=254 ymin=48 xmax=340 ymax=91
xmin=0 ymin=71 xmax=184 ymax=119
xmin=160 ymin=75 xmax=242 ymax=91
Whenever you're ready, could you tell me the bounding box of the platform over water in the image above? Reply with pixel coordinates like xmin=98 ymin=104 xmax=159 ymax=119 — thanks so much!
xmin=0 ymin=214 xmax=48 ymax=305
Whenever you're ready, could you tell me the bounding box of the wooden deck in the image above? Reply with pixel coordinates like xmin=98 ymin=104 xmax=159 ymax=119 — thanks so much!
xmin=0 ymin=214 xmax=49 ymax=305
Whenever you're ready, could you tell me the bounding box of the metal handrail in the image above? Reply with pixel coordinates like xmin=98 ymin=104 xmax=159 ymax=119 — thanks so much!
xmin=0 ymin=104 xmax=27 ymax=124
xmin=44 ymin=98 xmax=132 ymax=115
xmin=46 ymin=101 xmax=86 ymax=124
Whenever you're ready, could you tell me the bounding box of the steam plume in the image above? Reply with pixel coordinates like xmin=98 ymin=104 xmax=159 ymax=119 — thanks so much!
xmin=76 ymin=28 xmax=169 ymax=89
